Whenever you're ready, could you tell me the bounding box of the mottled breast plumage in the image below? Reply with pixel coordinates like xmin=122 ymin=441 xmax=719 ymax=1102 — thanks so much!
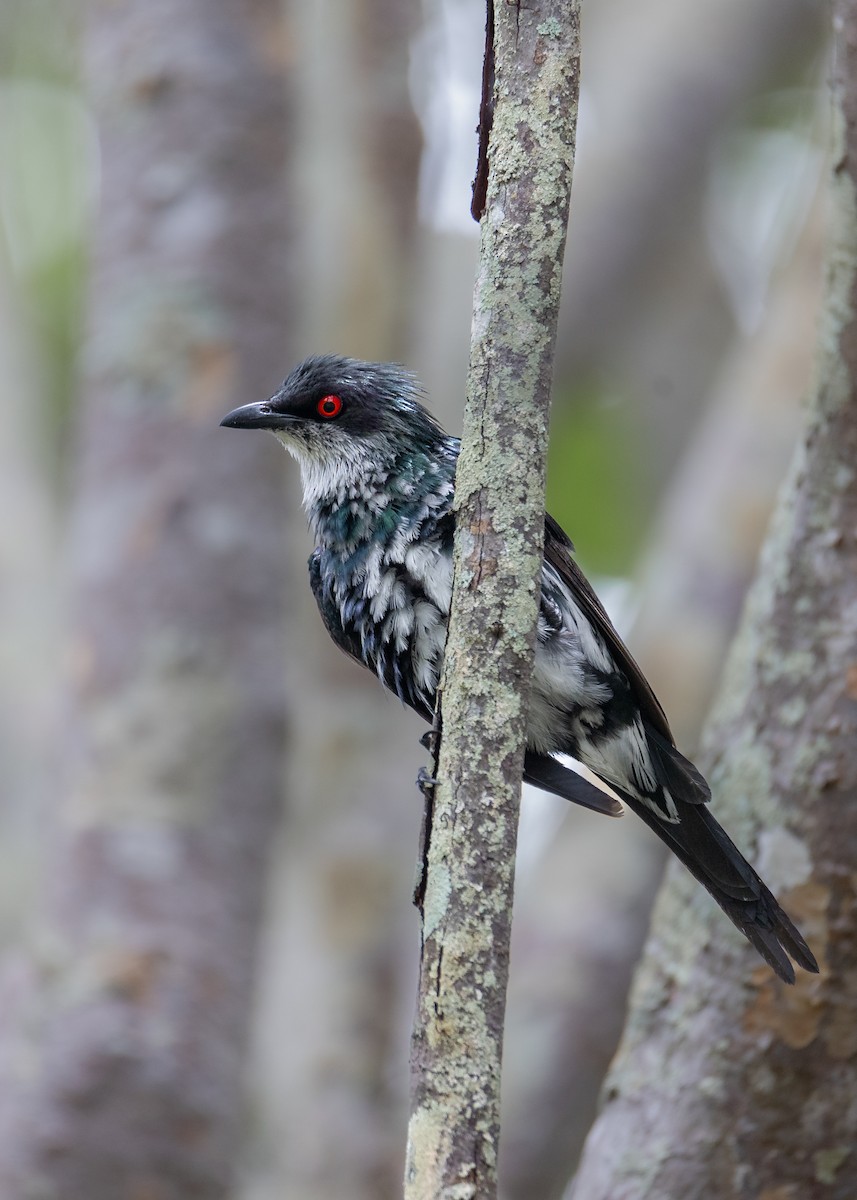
xmin=308 ymin=440 xmax=457 ymax=722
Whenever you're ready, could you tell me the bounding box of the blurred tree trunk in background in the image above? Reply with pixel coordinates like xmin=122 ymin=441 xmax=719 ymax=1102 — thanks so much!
xmin=290 ymin=0 xmax=422 ymax=359
xmin=0 ymin=281 xmax=58 ymax=948
xmin=498 ymin=178 xmax=825 ymax=1200
xmin=0 ymin=0 xmax=81 ymax=962
xmin=559 ymin=0 xmax=824 ymax=475
xmin=569 ymin=5 xmax=857 ymax=1195
xmin=624 ymin=185 xmax=826 ymax=754
xmin=239 ymin=4 xmax=424 ymax=1200
xmin=0 ymin=1 xmax=295 ymax=1195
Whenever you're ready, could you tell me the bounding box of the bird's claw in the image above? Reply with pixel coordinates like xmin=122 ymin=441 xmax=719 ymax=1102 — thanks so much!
xmin=419 ymin=729 xmax=438 ymax=754
xmin=416 ymin=766 xmax=437 ymax=795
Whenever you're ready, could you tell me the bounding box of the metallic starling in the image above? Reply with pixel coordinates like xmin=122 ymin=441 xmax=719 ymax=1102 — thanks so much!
xmin=221 ymin=354 xmax=818 ymax=984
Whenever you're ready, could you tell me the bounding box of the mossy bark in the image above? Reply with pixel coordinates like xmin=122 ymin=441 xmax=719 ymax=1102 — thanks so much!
xmin=404 ymin=4 xmax=581 ymax=1197
xmin=571 ymin=8 xmax=857 ymax=1198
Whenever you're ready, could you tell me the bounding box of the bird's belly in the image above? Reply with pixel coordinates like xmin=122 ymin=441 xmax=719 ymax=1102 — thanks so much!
xmin=528 ymin=637 xmax=613 ymax=754
xmin=354 ymin=581 xmax=447 ymax=718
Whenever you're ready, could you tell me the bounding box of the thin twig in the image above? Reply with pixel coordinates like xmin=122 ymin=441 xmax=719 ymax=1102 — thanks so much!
xmin=471 ymin=0 xmax=495 ymax=222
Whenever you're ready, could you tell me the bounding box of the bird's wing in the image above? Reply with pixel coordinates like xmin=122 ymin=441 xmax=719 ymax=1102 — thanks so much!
xmin=543 ymin=513 xmax=674 ymax=744
xmin=543 ymin=513 xmax=711 ymax=808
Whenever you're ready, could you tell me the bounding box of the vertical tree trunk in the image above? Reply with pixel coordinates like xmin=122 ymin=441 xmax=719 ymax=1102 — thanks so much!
xmin=0 ymin=2 xmax=295 ymax=1196
xmin=570 ymin=8 xmax=857 ymax=1197
xmin=405 ymin=4 xmax=582 ymax=1196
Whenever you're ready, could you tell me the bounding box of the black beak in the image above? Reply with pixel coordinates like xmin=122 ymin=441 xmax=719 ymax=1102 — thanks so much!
xmin=220 ymin=401 xmax=295 ymax=430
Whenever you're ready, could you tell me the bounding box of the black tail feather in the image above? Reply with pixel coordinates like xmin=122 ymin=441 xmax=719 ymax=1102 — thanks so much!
xmin=619 ymin=791 xmax=818 ymax=984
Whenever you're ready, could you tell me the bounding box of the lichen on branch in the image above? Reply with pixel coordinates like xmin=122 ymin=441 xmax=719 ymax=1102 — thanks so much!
xmin=404 ymin=4 xmax=582 ymax=1198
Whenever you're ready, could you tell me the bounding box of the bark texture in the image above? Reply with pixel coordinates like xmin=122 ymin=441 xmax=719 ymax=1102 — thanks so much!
xmin=570 ymin=10 xmax=857 ymax=1198
xmin=0 ymin=2 xmax=294 ymax=1196
xmin=404 ymin=4 xmax=581 ymax=1197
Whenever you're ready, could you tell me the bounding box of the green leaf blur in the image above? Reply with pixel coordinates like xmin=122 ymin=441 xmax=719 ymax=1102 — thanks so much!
xmin=546 ymin=381 xmax=648 ymax=576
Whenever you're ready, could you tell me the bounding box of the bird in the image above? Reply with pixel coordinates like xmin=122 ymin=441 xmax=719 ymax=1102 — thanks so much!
xmin=220 ymin=354 xmax=818 ymax=984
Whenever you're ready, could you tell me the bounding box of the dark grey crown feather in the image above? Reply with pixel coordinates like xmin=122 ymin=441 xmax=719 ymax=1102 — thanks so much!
xmin=278 ymin=354 xmax=451 ymax=448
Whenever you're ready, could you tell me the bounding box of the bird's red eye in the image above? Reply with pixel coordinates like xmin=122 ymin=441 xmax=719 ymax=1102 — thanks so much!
xmin=317 ymin=394 xmax=343 ymax=419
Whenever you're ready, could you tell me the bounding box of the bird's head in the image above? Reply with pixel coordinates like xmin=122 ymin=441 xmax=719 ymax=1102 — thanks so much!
xmin=220 ymin=354 xmax=448 ymax=504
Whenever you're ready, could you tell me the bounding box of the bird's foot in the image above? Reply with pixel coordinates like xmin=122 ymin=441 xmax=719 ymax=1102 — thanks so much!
xmin=416 ymin=766 xmax=437 ymax=795
xmin=419 ymin=728 xmax=439 ymax=754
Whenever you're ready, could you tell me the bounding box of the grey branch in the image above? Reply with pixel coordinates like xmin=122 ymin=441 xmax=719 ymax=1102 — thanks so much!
xmin=404 ymin=4 xmax=582 ymax=1198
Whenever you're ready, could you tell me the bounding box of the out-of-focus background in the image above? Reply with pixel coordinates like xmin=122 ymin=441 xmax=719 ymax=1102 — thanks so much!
xmin=0 ymin=1 xmax=829 ymax=1198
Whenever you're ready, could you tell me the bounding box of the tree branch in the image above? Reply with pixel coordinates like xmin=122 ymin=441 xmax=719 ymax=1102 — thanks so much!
xmin=404 ymin=4 xmax=581 ymax=1197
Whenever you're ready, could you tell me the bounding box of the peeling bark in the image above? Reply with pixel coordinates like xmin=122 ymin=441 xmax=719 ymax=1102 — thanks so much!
xmin=0 ymin=2 xmax=294 ymax=1196
xmin=570 ymin=8 xmax=857 ymax=1198
xmin=404 ymin=4 xmax=581 ymax=1198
